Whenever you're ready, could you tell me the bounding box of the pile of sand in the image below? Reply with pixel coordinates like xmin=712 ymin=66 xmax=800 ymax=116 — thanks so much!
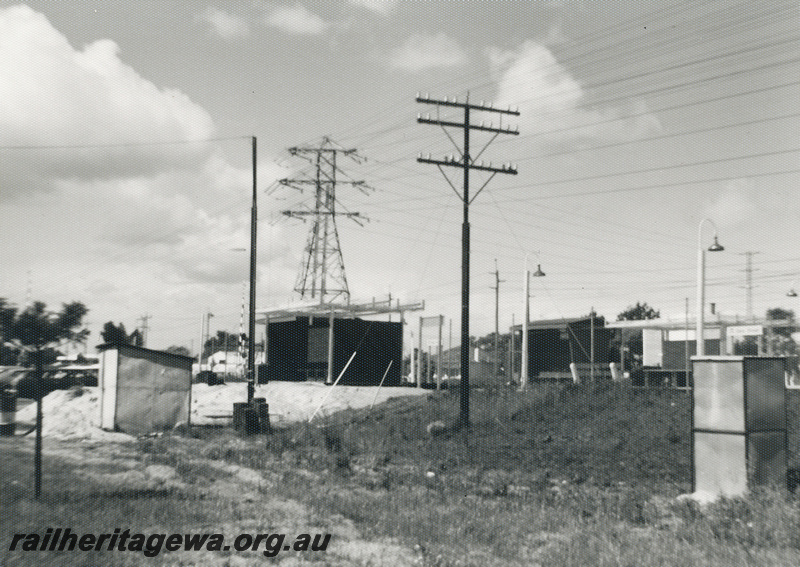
xmin=15 ymin=382 xmax=430 ymax=440
xmin=15 ymin=388 xmax=133 ymax=442
xmin=192 ymin=382 xmax=429 ymax=425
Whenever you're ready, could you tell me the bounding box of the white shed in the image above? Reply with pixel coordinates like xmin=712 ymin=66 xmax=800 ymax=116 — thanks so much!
xmin=99 ymin=344 xmax=193 ymax=435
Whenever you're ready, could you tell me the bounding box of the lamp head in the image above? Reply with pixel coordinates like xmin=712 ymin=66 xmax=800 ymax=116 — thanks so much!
xmin=532 ymin=264 xmax=546 ymax=277
xmin=788 ymin=289 xmax=798 ymax=298
xmin=707 ymin=236 xmax=724 ymax=252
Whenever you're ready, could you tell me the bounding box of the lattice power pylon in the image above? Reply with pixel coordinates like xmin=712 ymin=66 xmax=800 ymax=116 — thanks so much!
xmin=279 ymin=137 xmax=371 ymax=304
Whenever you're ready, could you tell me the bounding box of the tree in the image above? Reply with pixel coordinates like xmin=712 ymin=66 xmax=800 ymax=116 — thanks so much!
xmin=614 ymin=302 xmax=659 ymax=369
xmin=128 ymin=329 xmax=143 ymax=347
xmin=203 ymin=330 xmax=245 ymax=359
xmin=100 ymin=322 xmax=142 ymax=346
xmin=0 ymin=298 xmax=19 ymax=365
xmin=3 ymin=300 xmax=89 ymax=499
xmin=6 ymin=301 xmax=89 ymax=365
xmin=617 ymin=302 xmax=660 ymax=321
xmin=165 ymin=345 xmax=191 ymax=357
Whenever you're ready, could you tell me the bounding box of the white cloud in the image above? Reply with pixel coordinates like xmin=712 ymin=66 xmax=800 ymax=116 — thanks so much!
xmin=390 ymin=33 xmax=468 ymax=72
xmin=0 ymin=6 xmax=298 ymax=349
xmin=200 ymin=7 xmax=250 ymax=39
xmin=489 ymin=41 xmax=661 ymax=148
xmin=705 ymin=178 xmax=756 ymax=228
xmin=348 ymin=0 xmax=397 ymax=17
xmin=266 ymin=4 xmax=328 ymax=36
xmin=0 ymin=5 xmax=215 ymax=193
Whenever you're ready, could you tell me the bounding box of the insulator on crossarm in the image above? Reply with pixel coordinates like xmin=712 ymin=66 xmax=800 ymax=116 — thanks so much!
xmin=416 ymin=91 xmax=420 ymax=98
xmin=427 ymin=154 xmax=431 ymax=160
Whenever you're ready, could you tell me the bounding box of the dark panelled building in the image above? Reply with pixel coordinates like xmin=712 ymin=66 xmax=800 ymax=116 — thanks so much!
xmin=523 ymin=316 xmax=613 ymax=378
xmin=263 ymin=316 xmax=402 ymax=386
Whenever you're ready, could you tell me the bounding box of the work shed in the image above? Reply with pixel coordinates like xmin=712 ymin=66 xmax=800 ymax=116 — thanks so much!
xmin=515 ymin=315 xmax=613 ymax=380
xmin=258 ymin=298 xmax=424 ymax=386
xmin=98 ymin=344 xmax=193 ymax=436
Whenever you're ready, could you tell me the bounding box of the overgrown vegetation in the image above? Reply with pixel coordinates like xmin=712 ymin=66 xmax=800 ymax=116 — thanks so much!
xmin=2 ymin=381 xmax=799 ymax=566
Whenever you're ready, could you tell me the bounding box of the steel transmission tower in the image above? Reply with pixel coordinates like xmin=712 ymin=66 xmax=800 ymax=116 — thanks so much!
xmin=280 ymin=137 xmax=372 ymax=304
xmin=416 ymin=93 xmax=519 ymax=427
xmin=739 ymin=251 xmax=760 ymax=321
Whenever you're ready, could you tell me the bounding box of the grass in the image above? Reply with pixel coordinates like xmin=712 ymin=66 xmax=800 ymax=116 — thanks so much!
xmin=2 ymin=381 xmax=799 ymax=566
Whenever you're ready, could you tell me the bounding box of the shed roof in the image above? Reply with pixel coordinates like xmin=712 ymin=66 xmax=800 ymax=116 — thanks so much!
xmin=512 ymin=315 xmax=604 ymax=332
xmin=257 ymin=297 xmax=424 ymax=323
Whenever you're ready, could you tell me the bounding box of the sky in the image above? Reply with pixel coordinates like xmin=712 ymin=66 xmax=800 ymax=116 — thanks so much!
xmin=0 ymin=1 xmax=798 ymax=355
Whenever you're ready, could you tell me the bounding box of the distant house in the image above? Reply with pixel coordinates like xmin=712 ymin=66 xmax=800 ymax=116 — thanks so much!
xmin=193 ymin=349 xmax=264 ymax=379
xmin=606 ymin=316 xmax=799 ymax=387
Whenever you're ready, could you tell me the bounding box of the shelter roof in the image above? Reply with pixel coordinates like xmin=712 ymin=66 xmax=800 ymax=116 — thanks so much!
xmin=605 ymin=317 xmax=794 ymax=330
xmin=257 ymin=297 xmax=424 ymax=323
xmin=512 ymin=315 xmax=603 ymax=331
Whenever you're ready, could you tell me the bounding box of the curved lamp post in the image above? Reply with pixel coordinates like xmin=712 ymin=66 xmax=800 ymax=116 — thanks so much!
xmin=696 ymin=218 xmax=724 ymax=356
xmin=520 ymin=257 xmax=545 ymax=390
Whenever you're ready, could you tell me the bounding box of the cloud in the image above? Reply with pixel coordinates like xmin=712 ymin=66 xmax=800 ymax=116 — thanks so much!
xmin=389 ymin=33 xmax=468 ymax=72
xmin=0 ymin=6 xmax=298 ymax=349
xmin=200 ymin=7 xmax=250 ymax=39
xmin=489 ymin=41 xmax=661 ymax=149
xmin=0 ymin=5 xmax=215 ymax=194
xmin=705 ymin=178 xmax=756 ymax=228
xmin=266 ymin=4 xmax=328 ymax=35
xmin=347 ymin=0 xmax=397 ymax=17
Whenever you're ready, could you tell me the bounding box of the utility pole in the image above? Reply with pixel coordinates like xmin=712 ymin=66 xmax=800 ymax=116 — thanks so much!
xmin=280 ymin=137 xmax=372 ymax=304
xmin=416 ymin=93 xmax=519 ymax=427
xmin=590 ymin=308 xmax=596 ymax=382
xmin=247 ymin=136 xmax=257 ymax=402
xmin=490 ymin=259 xmax=505 ymax=382
xmin=137 ymin=314 xmax=151 ymax=347
xmin=739 ymin=251 xmax=760 ymax=322
xmin=199 ymin=311 xmax=214 ymax=366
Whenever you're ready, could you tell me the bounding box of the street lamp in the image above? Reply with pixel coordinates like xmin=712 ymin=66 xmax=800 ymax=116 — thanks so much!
xmin=696 ymin=218 xmax=724 ymax=356
xmin=520 ymin=257 xmax=545 ymax=390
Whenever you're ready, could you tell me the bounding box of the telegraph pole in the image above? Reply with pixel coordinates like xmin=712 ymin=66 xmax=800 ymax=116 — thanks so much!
xmin=416 ymin=93 xmax=519 ymax=427
xmin=248 ymin=136 xmax=257 ymax=402
xmin=490 ymin=259 xmax=505 ymax=381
